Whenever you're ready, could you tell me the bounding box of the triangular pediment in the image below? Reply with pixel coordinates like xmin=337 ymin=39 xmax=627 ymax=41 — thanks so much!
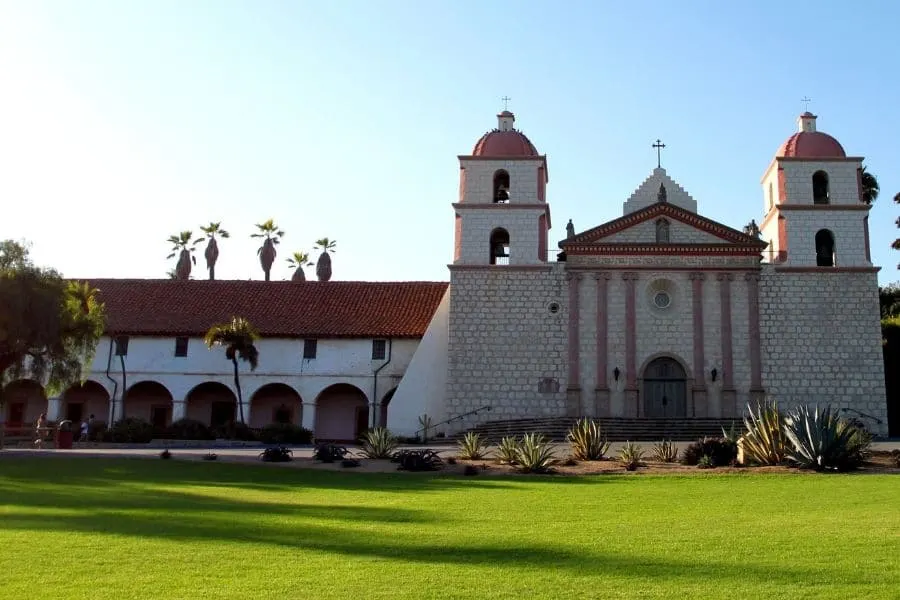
xmin=623 ymin=167 xmax=697 ymax=213
xmin=560 ymin=202 xmax=766 ymax=252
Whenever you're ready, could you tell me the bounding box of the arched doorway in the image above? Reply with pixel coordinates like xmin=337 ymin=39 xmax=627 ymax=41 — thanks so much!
xmin=62 ymin=381 xmax=110 ymax=425
xmin=124 ymin=381 xmax=173 ymax=428
xmin=315 ymin=383 xmax=368 ymax=442
xmin=642 ymin=357 xmax=687 ymax=418
xmin=379 ymin=388 xmax=396 ymax=429
xmin=1 ymin=379 xmax=47 ymax=427
xmin=250 ymin=383 xmax=302 ymax=428
xmin=186 ymin=382 xmax=237 ymax=427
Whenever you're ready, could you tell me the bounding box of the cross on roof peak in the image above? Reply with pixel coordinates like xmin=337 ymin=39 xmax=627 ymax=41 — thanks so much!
xmin=652 ymin=139 xmax=666 ymax=169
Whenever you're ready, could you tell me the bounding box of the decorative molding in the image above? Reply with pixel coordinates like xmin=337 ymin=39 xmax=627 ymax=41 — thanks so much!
xmin=566 ymin=272 xmax=584 ymax=281
xmin=688 ymin=272 xmax=706 ymax=281
xmin=561 ymin=201 xmax=768 ymax=249
xmin=719 ymin=273 xmax=734 ymax=389
xmin=691 ymin=273 xmax=706 ymax=389
xmin=716 ymin=272 xmax=735 ymax=282
xmin=774 ymin=266 xmax=880 ymax=273
xmin=564 ymin=244 xmax=765 ymax=256
xmin=595 ymin=274 xmax=609 ymax=389
xmin=592 ymin=271 xmax=612 ymax=280
xmin=776 ymin=204 xmax=871 ymax=212
xmin=448 ymin=264 xmax=553 ymax=272
xmin=624 ymin=275 xmax=637 ymax=386
xmin=776 ymin=156 xmax=864 ymax=163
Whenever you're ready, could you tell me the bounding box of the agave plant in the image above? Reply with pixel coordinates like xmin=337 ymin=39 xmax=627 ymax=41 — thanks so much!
xmin=457 ymin=431 xmax=490 ymax=460
xmin=286 ymin=251 xmax=313 ymax=282
xmin=740 ymin=401 xmax=787 ymax=465
xmin=783 ymin=405 xmax=871 ymax=471
xmin=651 ymin=440 xmax=678 ymax=463
xmin=359 ymin=427 xmax=398 ymax=459
xmin=166 ymin=231 xmax=198 ymax=280
xmin=567 ymin=418 xmax=611 ymax=461
xmin=199 ymin=222 xmax=229 ymax=280
xmin=515 ymin=433 xmax=558 ymax=474
xmin=417 ymin=413 xmax=433 ymax=444
xmin=314 ymin=237 xmax=337 ymax=282
xmin=619 ymin=441 xmax=645 ymax=471
xmin=496 ymin=435 xmax=520 ymax=465
xmin=251 ymin=219 xmax=284 ymax=281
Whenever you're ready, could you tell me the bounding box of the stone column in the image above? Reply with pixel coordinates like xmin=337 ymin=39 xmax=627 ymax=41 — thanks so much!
xmin=690 ymin=273 xmax=708 ymax=417
xmin=566 ymin=273 xmax=583 ymax=416
xmin=172 ymin=400 xmax=186 ymax=422
xmin=593 ymin=272 xmax=611 ymax=417
xmin=623 ymin=272 xmax=639 ymax=417
xmin=717 ymin=273 xmax=737 ymax=417
xmin=47 ymin=397 xmax=61 ymax=421
xmin=301 ymin=401 xmax=316 ymax=432
xmin=746 ymin=272 xmax=765 ymax=404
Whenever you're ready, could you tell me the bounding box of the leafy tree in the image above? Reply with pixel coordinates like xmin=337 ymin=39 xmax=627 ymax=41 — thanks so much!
xmin=199 ymin=222 xmax=230 ymax=281
xmin=314 ymin=237 xmax=337 ymax=282
xmin=893 ymin=192 xmax=900 ymax=267
xmin=860 ymin=166 xmax=880 ymax=205
xmin=286 ymin=251 xmax=313 ymax=282
xmin=880 ymin=284 xmax=900 ymax=319
xmin=204 ymin=317 xmax=259 ymax=424
xmin=251 ymin=219 xmax=284 ymax=281
xmin=0 ymin=241 xmax=106 ymax=442
xmin=166 ymin=231 xmax=198 ymax=280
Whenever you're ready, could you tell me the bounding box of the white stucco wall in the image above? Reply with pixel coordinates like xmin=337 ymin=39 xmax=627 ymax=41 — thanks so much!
xmin=387 ymin=289 xmax=450 ymax=436
xmin=83 ymin=335 xmax=420 ymax=426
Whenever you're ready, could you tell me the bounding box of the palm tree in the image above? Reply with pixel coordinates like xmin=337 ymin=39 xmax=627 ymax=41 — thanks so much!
xmin=199 ymin=222 xmax=230 ymax=280
xmin=314 ymin=237 xmax=337 ymax=282
xmin=287 ymin=251 xmax=313 ymax=282
xmin=166 ymin=231 xmax=197 ymax=280
xmin=860 ymin=166 xmax=880 ymax=205
xmin=251 ymin=219 xmax=284 ymax=281
xmin=204 ymin=317 xmax=259 ymax=424
xmin=892 ymin=193 xmax=900 ymax=264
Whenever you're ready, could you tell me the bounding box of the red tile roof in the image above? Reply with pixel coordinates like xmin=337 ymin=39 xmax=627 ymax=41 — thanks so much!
xmin=80 ymin=279 xmax=448 ymax=339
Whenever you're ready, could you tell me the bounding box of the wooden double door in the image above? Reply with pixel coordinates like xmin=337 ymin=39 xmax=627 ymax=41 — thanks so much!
xmin=643 ymin=357 xmax=687 ymax=418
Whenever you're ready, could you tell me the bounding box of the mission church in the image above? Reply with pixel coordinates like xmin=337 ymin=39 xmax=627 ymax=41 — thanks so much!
xmin=1 ymin=109 xmax=888 ymax=440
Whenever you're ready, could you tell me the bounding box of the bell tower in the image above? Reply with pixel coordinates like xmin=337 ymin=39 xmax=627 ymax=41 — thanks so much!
xmin=758 ymin=112 xmax=873 ymax=267
xmin=453 ymin=110 xmax=551 ymax=265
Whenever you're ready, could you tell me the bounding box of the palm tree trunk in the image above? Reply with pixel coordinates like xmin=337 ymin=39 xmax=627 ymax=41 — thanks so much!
xmin=232 ymin=357 xmax=245 ymax=423
xmin=264 ymin=269 xmax=270 ymax=282
xmin=209 ymin=264 xmax=215 ymax=281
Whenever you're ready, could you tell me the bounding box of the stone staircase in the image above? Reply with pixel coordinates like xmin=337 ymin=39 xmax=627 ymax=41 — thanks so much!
xmin=448 ymin=417 xmax=742 ymax=442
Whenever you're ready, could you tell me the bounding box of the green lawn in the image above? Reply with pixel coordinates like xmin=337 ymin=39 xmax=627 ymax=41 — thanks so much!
xmin=0 ymin=458 xmax=897 ymax=599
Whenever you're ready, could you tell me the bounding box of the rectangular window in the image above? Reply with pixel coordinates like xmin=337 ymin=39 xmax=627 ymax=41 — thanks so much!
xmin=303 ymin=339 xmax=317 ymax=359
xmin=174 ymin=336 xmax=189 ymax=357
xmin=114 ymin=335 xmax=129 ymax=356
xmin=372 ymin=339 xmax=387 ymax=360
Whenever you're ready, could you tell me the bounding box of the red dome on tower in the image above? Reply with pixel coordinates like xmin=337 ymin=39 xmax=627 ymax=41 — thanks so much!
xmin=775 ymin=112 xmax=846 ymax=159
xmin=472 ymin=111 xmax=540 ymax=157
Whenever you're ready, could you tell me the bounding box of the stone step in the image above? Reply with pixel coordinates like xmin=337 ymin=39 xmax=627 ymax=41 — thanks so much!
xmin=448 ymin=417 xmax=741 ymax=442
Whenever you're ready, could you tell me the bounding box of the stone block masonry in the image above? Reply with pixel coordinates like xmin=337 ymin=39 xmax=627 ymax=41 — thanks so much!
xmin=446 ymin=265 xmax=568 ymax=430
xmin=759 ymin=266 xmax=887 ymax=434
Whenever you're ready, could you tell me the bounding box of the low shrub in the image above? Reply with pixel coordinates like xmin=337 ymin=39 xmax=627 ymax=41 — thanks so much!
xmin=515 ymin=433 xmax=558 ymax=474
xmin=891 ymin=449 xmax=900 ymax=467
xmin=257 ymin=423 xmax=313 ymax=445
xmin=697 ymin=455 xmax=714 ymax=469
xmin=167 ymin=418 xmax=213 ymax=441
xmin=619 ymin=441 xmax=644 ymax=471
xmin=784 ymin=405 xmax=872 ymax=471
xmin=496 ymin=436 xmax=520 ymax=465
xmin=202 ymin=452 xmax=218 ymax=461
xmin=567 ymin=418 xmax=611 ymax=461
xmin=212 ymin=421 xmax=256 ymax=441
xmin=740 ymin=401 xmax=787 ymax=465
xmin=88 ymin=422 xmax=108 ymax=442
xmin=313 ymin=443 xmax=348 ymax=463
xmin=259 ymin=446 xmax=293 ymax=462
xmin=457 ymin=432 xmax=490 ymax=460
xmin=562 ymin=457 xmax=577 ymax=467
xmin=463 ymin=465 xmax=479 ymax=476
xmin=160 ymin=449 xmax=172 ymax=460
xmin=681 ymin=437 xmax=737 ymax=467
xmin=651 ymin=440 xmax=678 ymax=463
xmin=341 ymin=459 xmax=361 ymax=468
xmin=360 ymin=427 xmax=398 ymax=459
xmin=393 ymin=449 xmax=443 ymax=472
xmin=446 ymin=456 xmax=457 ymax=465
xmin=107 ymin=417 xmax=154 ymax=444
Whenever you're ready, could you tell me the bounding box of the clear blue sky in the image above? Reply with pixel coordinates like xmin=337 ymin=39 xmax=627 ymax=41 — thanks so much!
xmin=1 ymin=0 xmax=898 ymax=284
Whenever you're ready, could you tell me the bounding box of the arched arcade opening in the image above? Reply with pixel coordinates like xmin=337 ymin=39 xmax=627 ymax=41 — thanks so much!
xmin=1 ymin=379 xmax=47 ymax=427
xmin=186 ymin=382 xmax=237 ymax=427
xmin=315 ymin=383 xmax=368 ymax=442
xmin=124 ymin=381 xmax=173 ymax=428
xmin=250 ymin=383 xmax=302 ymax=428
xmin=62 ymin=380 xmax=110 ymax=425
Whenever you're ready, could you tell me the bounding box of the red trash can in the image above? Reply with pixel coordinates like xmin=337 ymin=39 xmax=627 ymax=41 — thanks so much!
xmin=56 ymin=428 xmax=74 ymax=449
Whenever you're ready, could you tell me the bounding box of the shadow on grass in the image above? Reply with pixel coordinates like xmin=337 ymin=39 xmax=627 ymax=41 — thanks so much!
xmin=0 ymin=458 xmax=863 ymax=587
